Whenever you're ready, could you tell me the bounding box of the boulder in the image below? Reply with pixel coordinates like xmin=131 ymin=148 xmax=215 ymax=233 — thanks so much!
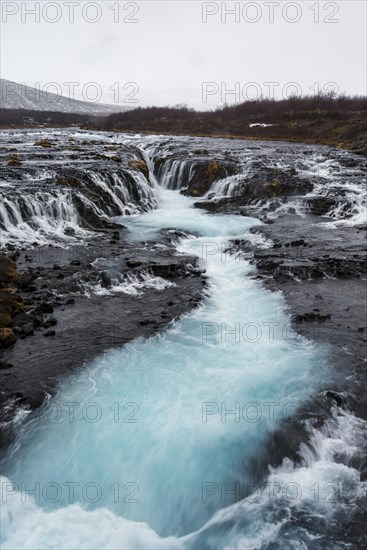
xmin=182 ymin=159 xmax=239 ymax=196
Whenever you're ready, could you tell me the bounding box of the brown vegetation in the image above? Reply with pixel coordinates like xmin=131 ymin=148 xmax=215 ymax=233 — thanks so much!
xmin=99 ymin=95 xmax=367 ymax=155
xmin=0 ymin=254 xmax=25 ymax=349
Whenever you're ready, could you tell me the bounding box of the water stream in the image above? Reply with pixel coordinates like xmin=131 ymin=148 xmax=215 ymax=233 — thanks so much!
xmin=1 ymin=134 xmax=366 ymax=549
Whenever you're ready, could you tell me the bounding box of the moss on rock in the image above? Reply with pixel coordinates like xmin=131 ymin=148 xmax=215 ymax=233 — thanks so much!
xmin=7 ymin=153 xmax=22 ymax=166
xmin=0 ymin=254 xmax=27 ymax=349
xmin=183 ymin=159 xmax=238 ymax=196
xmin=0 ymin=254 xmax=19 ymax=285
xmin=0 ymin=328 xmax=17 ymax=349
xmin=34 ymin=139 xmax=53 ymax=148
xmin=129 ymin=159 xmax=149 ymax=180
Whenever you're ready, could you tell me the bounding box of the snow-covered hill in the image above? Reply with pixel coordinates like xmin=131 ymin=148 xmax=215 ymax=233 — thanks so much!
xmin=0 ymin=79 xmax=129 ymax=115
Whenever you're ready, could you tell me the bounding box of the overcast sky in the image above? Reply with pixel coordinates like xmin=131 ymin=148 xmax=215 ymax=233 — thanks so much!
xmin=1 ymin=0 xmax=366 ymax=109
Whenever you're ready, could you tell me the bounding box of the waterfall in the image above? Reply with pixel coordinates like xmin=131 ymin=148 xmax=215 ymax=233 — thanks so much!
xmin=1 ymin=130 xmax=366 ymax=549
xmin=0 ymin=165 xmax=157 ymax=248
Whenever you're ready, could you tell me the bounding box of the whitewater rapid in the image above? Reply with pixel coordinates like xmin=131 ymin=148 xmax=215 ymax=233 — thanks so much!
xmin=1 ymin=184 xmax=366 ymax=548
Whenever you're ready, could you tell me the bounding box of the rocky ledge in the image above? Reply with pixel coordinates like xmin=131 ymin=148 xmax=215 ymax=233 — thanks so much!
xmin=251 ymin=216 xmax=366 ymax=417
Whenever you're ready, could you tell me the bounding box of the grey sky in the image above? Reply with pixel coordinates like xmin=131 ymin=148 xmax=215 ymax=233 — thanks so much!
xmin=1 ymin=0 xmax=366 ymax=109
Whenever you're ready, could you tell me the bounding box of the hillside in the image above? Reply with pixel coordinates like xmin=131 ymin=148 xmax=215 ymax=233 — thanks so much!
xmin=98 ymin=95 xmax=367 ymax=155
xmin=0 ymin=79 xmax=129 ymax=116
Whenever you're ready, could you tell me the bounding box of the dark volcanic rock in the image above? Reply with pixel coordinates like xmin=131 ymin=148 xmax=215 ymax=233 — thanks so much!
xmin=182 ymin=159 xmax=239 ymax=196
xmin=43 ymin=329 xmax=56 ymax=337
xmin=306 ymin=196 xmax=339 ymax=216
xmin=0 ymin=361 xmax=14 ymax=370
xmin=237 ymin=215 xmax=367 ymax=421
xmin=191 ymin=164 xmax=313 ymax=204
xmin=233 ymin=165 xmax=313 ymax=199
xmin=251 ymin=217 xmax=367 ymax=283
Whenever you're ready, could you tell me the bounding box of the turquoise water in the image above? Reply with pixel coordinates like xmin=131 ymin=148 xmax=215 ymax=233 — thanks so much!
xmin=1 ymin=189 xmax=332 ymax=549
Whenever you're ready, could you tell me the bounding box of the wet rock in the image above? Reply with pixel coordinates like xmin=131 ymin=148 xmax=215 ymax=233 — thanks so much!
xmin=182 ymin=159 xmax=238 ymax=196
xmin=323 ymin=390 xmax=346 ymax=407
xmin=23 ymin=312 xmax=42 ymax=327
xmin=64 ymin=227 xmax=76 ymax=236
xmin=129 ymin=159 xmax=149 ymax=179
xmin=7 ymin=153 xmax=22 ymax=166
xmin=193 ymin=199 xmax=223 ymax=212
xmin=34 ymin=139 xmax=53 ymax=148
xmin=0 ymin=328 xmax=17 ymax=348
xmin=339 ymin=157 xmax=359 ymax=168
xmin=0 ymin=362 xmax=14 ymax=370
xmin=99 ymin=272 xmax=111 ymax=288
xmin=10 ymin=311 xmax=30 ymax=327
xmin=35 ymin=303 xmax=54 ymax=314
xmin=240 ymin=166 xmax=313 ymax=199
xmin=18 ymin=273 xmax=35 ymax=290
xmin=14 ymin=323 xmax=34 ymax=338
xmin=253 ymin=243 xmax=367 ymax=282
xmin=56 ymin=176 xmax=82 ymax=188
xmin=306 ymin=196 xmax=338 ymax=216
xmin=44 ymin=317 xmax=57 ymax=328
xmin=43 ymin=329 xmax=56 ymax=337
xmin=294 ymin=312 xmax=331 ymax=323
xmin=126 ymin=260 xmax=142 ymax=268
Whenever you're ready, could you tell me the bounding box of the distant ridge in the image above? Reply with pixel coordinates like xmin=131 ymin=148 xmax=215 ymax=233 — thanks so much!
xmin=0 ymin=79 xmax=129 ymax=115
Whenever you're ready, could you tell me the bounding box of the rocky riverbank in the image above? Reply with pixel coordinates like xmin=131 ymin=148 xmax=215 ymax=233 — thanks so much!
xmin=0 ymin=229 xmax=207 ymax=437
xmin=236 ymin=217 xmax=366 ymax=420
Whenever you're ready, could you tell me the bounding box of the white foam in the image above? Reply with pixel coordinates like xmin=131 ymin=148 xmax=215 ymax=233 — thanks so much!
xmin=0 ymin=481 xmax=181 ymax=550
xmin=84 ymin=271 xmax=175 ymax=297
xmin=1 ymin=411 xmax=365 ymax=549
